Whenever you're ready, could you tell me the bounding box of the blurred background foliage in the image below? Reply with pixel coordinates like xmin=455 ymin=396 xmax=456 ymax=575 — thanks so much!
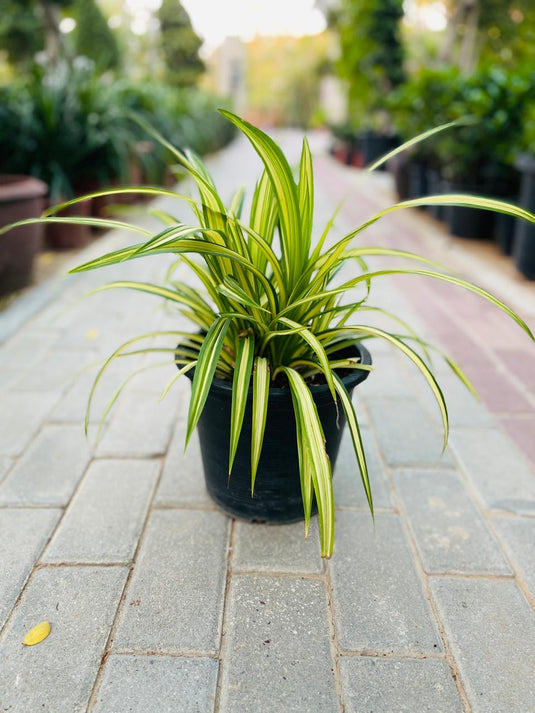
xmin=1 ymin=0 xmax=534 ymax=197
xmin=0 ymin=0 xmax=234 ymax=202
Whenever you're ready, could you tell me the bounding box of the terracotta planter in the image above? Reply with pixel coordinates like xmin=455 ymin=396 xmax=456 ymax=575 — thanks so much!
xmin=0 ymin=175 xmax=48 ymax=295
xmin=46 ymin=198 xmax=92 ymax=249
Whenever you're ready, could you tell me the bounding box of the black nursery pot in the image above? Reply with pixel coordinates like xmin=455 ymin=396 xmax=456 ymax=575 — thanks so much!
xmin=442 ymin=181 xmax=495 ymax=239
xmin=184 ymin=343 xmax=372 ymax=523
xmin=513 ymin=154 xmax=535 ymax=279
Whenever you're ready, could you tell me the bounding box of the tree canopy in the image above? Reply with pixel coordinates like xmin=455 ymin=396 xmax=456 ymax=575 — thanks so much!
xmin=330 ymin=0 xmax=406 ymax=127
xmin=158 ymin=0 xmax=204 ymax=87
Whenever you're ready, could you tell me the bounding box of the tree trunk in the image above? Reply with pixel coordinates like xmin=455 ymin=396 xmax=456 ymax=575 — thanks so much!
xmin=440 ymin=0 xmax=481 ymax=71
xmin=39 ymin=0 xmax=61 ymax=64
xmin=458 ymin=0 xmax=480 ymax=73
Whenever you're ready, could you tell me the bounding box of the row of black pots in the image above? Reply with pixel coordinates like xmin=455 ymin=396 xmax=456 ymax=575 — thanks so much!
xmin=389 ymin=156 xmax=535 ymax=280
xmin=331 ymin=131 xmax=399 ymax=171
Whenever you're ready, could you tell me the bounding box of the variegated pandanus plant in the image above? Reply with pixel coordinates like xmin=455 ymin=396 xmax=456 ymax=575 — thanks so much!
xmin=3 ymin=112 xmax=534 ymax=557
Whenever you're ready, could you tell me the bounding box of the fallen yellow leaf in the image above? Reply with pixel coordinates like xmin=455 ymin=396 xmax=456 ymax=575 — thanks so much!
xmin=22 ymin=621 xmax=50 ymax=646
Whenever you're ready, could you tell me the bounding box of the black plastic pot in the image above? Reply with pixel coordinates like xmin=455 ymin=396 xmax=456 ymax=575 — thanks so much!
xmin=494 ymin=205 xmax=518 ymax=256
xmin=387 ymin=154 xmax=410 ymax=202
xmin=361 ymin=131 xmax=397 ymax=170
xmin=513 ymin=154 xmax=535 ymax=279
xmin=184 ymin=343 xmax=372 ymax=523
xmin=426 ymin=169 xmax=445 ymax=221
xmin=442 ymin=181 xmax=495 ymax=239
xmin=407 ymin=163 xmax=428 ymax=208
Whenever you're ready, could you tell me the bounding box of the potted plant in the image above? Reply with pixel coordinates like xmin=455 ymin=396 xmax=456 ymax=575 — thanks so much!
xmin=433 ymin=66 xmax=533 ymax=239
xmin=3 ymin=112 xmax=534 ymax=557
xmin=387 ymin=66 xmax=460 ymax=211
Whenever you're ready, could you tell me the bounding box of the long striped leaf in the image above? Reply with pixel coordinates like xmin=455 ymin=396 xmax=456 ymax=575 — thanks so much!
xmin=343 ymin=269 xmax=535 ymax=341
xmin=334 ymin=325 xmax=450 ymax=450
xmin=283 ymin=367 xmax=334 ymax=557
xmin=250 ymin=169 xmax=278 ymax=255
xmin=332 ymin=373 xmax=373 ymax=515
xmin=217 ymin=276 xmax=270 ymax=314
xmin=298 ymin=137 xmax=314 ymax=255
xmin=291 ymin=394 xmax=314 ymax=535
xmin=229 ymin=336 xmax=255 ymax=475
xmin=186 ymin=318 xmax=231 ymax=446
xmin=42 ymin=186 xmax=195 ymax=216
xmin=0 ymin=216 xmax=151 ymax=238
xmin=366 ymin=120 xmax=467 ymax=171
xmin=219 ymin=110 xmax=301 ymax=287
xmin=278 ymin=317 xmax=336 ymax=401
xmin=251 ymin=356 xmax=270 ymax=494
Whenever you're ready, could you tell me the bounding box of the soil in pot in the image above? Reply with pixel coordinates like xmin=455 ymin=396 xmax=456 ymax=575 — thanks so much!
xmin=184 ymin=344 xmax=372 ymax=523
xmin=0 ymin=175 xmax=48 ymax=296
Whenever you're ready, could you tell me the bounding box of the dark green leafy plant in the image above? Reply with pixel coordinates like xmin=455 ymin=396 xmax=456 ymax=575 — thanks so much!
xmin=389 ymin=65 xmax=535 ymax=189
xmin=387 ymin=66 xmax=461 ymax=167
xmin=434 ymin=65 xmax=535 ymax=189
xmin=0 ymin=62 xmax=132 ymax=201
xmin=4 ymin=113 xmax=534 ymax=556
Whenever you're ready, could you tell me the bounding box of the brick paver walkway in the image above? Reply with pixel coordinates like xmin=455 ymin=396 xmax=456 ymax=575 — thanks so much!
xmin=0 ymin=132 xmax=534 ymax=712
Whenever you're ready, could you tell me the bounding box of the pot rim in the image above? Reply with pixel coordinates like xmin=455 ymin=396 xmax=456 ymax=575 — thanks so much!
xmin=182 ymin=341 xmax=372 ymax=399
xmin=0 ymin=175 xmax=48 ymax=203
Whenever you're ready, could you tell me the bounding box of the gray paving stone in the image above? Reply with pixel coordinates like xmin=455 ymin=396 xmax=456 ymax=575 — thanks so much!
xmin=358 ymin=349 xmax=416 ymax=399
xmin=415 ymin=370 xmax=495 ymax=428
xmin=340 ymin=656 xmax=463 ymax=713
xmin=393 ymin=469 xmax=512 ymax=575
xmin=0 ymin=457 xmax=13 ymax=482
xmin=365 ymin=397 xmax=453 ymax=468
xmin=0 ymin=330 xmax=56 ymax=368
xmin=0 ymin=566 xmax=128 ymax=713
xmin=450 ymin=427 xmax=535 ymax=514
xmin=232 ymin=521 xmax=322 ymax=573
xmin=154 ymin=428 xmax=212 ymax=507
xmin=330 ymin=512 xmax=442 ymax=654
xmin=91 ymin=655 xmax=218 ymax=713
xmin=96 ymin=389 xmax=179 ymax=457
xmin=13 ymin=348 xmax=96 ymax=392
xmin=113 ymin=510 xmax=229 ymax=654
xmin=334 ymin=428 xmax=392 ymax=509
xmin=0 ymin=369 xmax=25 ymax=392
xmin=0 ymin=391 xmax=59 ymax=456
xmin=0 ymin=424 xmax=92 ymax=505
xmin=49 ymin=355 xmax=145 ymax=424
xmin=492 ymin=516 xmax=535 ymax=598
xmin=219 ymin=576 xmax=339 ymax=713
xmin=43 ymin=459 xmax=160 ymax=564
xmin=0 ymin=508 xmax=61 ymax=628
xmin=431 ymin=578 xmax=535 ymax=713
